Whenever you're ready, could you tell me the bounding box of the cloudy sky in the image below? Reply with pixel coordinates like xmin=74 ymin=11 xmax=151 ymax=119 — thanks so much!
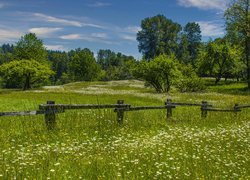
xmin=0 ymin=0 xmax=231 ymax=58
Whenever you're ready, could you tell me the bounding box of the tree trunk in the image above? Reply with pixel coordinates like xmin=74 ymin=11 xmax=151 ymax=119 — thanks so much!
xmin=23 ymin=73 xmax=31 ymax=90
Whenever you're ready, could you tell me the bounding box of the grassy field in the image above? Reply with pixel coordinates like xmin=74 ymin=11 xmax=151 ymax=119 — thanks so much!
xmin=0 ymin=80 xmax=249 ymax=179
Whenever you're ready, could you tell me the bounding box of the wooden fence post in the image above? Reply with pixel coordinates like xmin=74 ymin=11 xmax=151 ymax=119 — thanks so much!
xmin=166 ymin=98 xmax=173 ymax=119
xmin=201 ymin=101 xmax=208 ymax=118
xmin=116 ymin=100 xmax=124 ymax=125
xmin=234 ymin=103 xmax=239 ymax=116
xmin=45 ymin=101 xmax=56 ymax=130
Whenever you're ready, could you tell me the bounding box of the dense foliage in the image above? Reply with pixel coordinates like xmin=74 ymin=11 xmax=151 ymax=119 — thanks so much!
xmin=0 ymin=0 xmax=249 ymax=91
xmin=0 ymin=59 xmax=54 ymax=90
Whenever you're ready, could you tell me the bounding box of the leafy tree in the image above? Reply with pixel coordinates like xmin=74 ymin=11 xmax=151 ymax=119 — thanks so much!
xmin=177 ymin=34 xmax=191 ymax=64
xmin=97 ymin=49 xmax=137 ymax=80
xmin=197 ymin=38 xmax=239 ymax=84
xmin=224 ymin=0 xmax=250 ymax=88
xmin=0 ymin=59 xmax=54 ymax=90
xmin=134 ymin=54 xmax=181 ymax=92
xmin=183 ymin=22 xmax=202 ymax=66
xmin=48 ymin=51 xmax=69 ymax=83
xmin=97 ymin=49 xmax=119 ymax=70
xmin=137 ymin=15 xmax=182 ymax=60
xmin=0 ymin=50 xmax=13 ymax=65
xmin=1 ymin=44 xmax=14 ymax=53
xmin=68 ymin=48 xmax=101 ymax=81
xmin=14 ymin=33 xmax=48 ymax=63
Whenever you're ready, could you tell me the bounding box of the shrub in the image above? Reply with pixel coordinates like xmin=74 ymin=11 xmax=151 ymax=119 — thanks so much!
xmin=134 ymin=54 xmax=181 ymax=92
xmin=176 ymin=65 xmax=206 ymax=92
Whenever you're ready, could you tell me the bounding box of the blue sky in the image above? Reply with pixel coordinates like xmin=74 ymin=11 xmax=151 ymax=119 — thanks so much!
xmin=0 ymin=0 xmax=231 ymax=58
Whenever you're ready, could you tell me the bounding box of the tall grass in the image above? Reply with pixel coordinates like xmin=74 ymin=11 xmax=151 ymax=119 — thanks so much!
xmin=0 ymin=80 xmax=249 ymax=179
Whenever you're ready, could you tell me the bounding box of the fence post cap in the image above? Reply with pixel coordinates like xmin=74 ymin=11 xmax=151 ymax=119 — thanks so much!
xmin=47 ymin=101 xmax=55 ymax=105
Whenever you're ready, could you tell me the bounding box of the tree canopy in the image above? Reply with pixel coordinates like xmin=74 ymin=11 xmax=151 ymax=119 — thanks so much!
xmin=224 ymin=0 xmax=250 ymax=88
xmin=14 ymin=33 xmax=48 ymax=63
xmin=137 ymin=14 xmax=181 ymax=60
xmin=0 ymin=59 xmax=54 ymax=90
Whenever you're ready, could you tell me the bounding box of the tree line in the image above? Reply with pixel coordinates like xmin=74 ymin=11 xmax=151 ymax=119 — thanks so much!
xmin=0 ymin=0 xmax=249 ymax=91
xmin=0 ymin=34 xmax=137 ymax=90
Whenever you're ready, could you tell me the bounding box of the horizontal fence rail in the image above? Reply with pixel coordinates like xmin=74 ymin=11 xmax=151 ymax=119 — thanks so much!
xmin=0 ymin=99 xmax=249 ymax=130
xmin=0 ymin=110 xmax=46 ymax=117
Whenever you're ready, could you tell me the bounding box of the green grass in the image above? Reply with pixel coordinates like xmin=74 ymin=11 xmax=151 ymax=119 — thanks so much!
xmin=0 ymin=80 xmax=249 ymax=179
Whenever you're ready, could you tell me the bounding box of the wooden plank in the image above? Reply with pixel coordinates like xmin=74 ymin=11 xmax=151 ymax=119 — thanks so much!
xmin=125 ymin=106 xmax=175 ymax=112
xmin=172 ymin=102 xmax=213 ymax=107
xmin=0 ymin=110 xmax=45 ymax=117
xmin=204 ymin=108 xmax=241 ymax=112
xmin=39 ymin=104 xmax=130 ymax=110
xmin=235 ymin=105 xmax=250 ymax=109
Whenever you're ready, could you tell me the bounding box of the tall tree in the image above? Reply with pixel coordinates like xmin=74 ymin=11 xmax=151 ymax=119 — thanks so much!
xmin=68 ymin=48 xmax=101 ymax=81
xmin=48 ymin=51 xmax=68 ymax=83
xmin=224 ymin=0 xmax=250 ymax=88
xmin=137 ymin=15 xmax=181 ymax=60
xmin=14 ymin=33 xmax=48 ymax=63
xmin=97 ymin=49 xmax=119 ymax=70
xmin=183 ymin=22 xmax=202 ymax=66
xmin=177 ymin=34 xmax=191 ymax=64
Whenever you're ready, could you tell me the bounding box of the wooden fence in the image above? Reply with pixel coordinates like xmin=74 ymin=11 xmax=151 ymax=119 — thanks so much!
xmin=0 ymin=99 xmax=249 ymax=130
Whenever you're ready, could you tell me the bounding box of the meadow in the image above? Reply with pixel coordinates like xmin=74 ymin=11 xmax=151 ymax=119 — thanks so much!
xmin=0 ymin=80 xmax=249 ymax=179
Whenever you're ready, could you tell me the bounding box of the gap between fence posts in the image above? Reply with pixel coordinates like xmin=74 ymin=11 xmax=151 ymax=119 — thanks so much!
xmin=45 ymin=101 xmax=56 ymax=130
xmin=201 ymin=101 xmax=208 ymax=118
xmin=116 ymin=100 xmax=125 ymax=125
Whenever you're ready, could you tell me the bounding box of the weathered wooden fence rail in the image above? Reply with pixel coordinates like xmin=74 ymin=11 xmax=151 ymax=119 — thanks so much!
xmin=0 ymin=99 xmax=249 ymax=130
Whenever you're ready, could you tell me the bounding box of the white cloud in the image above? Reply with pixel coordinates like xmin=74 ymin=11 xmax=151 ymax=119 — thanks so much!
xmin=91 ymin=33 xmax=108 ymax=39
xmin=177 ymin=0 xmax=231 ymax=10
xmin=60 ymin=34 xmax=81 ymax=40
xmin=59 ymin=33 xmax=116 ymax=44
xmin=124 ymin=26 xmax=141 ymax=34
xmin=120 ymin=34 xmax=136 ymax=42
xmin=29 ymin=27 xmax=62 ymax=37
xmin=33 ymin=13 xmax=105 ymax=29
xmin=88 ymin=2 xmax=111 ymax=7
xmin=45 ymin=45 xmax=67 ymax=51
xmin=197 ymin=21 xmax=225 ymax=37
xmin=33 ymin=13 xmax=83 ymax=27
xmin=0 ymin=28 xmax=23 ymax=43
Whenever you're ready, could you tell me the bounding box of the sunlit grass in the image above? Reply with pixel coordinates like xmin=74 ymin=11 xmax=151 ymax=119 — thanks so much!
xmin=0 ymin=80 xmax=249 ymax=179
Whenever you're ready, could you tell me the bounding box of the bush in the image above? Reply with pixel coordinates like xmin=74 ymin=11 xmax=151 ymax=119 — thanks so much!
xmin=134 ymin=54 xmax=181 ymax=92
xmin=176 ymin=65 xmax=206 ymax=92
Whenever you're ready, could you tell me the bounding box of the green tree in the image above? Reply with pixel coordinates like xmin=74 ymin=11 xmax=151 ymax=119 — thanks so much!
xmin=134 ymin=54 xmax=181 ymax=92
xmin=48 ymin=51 xmax=69 ymax=84
xmin=137 ymin=15 xmax=182 ymax=60
xmin=197 ymin=38 xmax=239 ymax=84
xmin=97 ymin=49 xmax=137 ymax=80
xmin=97 ymin=49 xmax=119 ymax=70
xmin=0 ymin=59 xmax=54 ymax=90
xmin=177 ymin=34 xmax=191 ymax=64
xmin=183 ymin=22 xmax=202 ymax=66
xmin=224 ymin=0 xmax=250 ymax=88
xmin=68 ymin=48 xmax=101 ymax=81
xmin=14 ymin=33 xmax=48 ymax=63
